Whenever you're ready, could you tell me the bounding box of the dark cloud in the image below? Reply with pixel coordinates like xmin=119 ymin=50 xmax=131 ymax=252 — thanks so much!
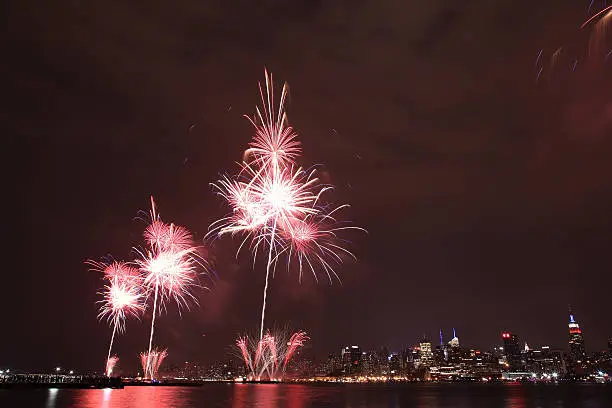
xmin=4 ymin=0 xmax=611 ymax=372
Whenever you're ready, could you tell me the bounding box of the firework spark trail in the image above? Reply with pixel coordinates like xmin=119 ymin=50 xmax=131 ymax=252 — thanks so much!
xmin=535 ymin=49 xmax=543 ymax=67
xmin=588 ymin=0 xmax=596 ymax=14
xmin=571 ymin=59 xmax=579 ymax=72
xmin=535 ymin=66 xmax=544 ymax=83
xmin=92 ymin=262 xmax=145 ymax=376
xmin=535 ymin=2 xmax=611 ymax=78
xmin=581 ymin=5 xmax=612 ymax=29
xmin=210 ymin=71 xmax=362 ymax=341
xmin=236 ymin=330 xmax=308 ymax=381
xmin=584 ymin=6 xmax=612 ymax=59
xmin=135 ymin=197 xmax=205 ymax=379
xmin=550 ymin=47 xmax=563 ymax=71
xmin=106 ymin=356 xmax=118 ymax=377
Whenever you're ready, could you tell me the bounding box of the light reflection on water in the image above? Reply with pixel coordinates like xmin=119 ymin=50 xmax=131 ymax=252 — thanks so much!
xmin=73 ymin=386 xmax=200 ymax=408
xmin=24 ymin=383 xmax=611 ymax=408
xmin=46 ymin=388 xmax=58 ymax=408
xmin=504 ymin=383 xmax=527 ymax=408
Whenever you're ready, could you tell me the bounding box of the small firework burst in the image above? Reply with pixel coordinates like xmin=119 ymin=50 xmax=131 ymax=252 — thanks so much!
xmin=106 ymin=356 xmax=119 ymax=377
xmin=88 ymin=259 xmax=145 ymax=376
xmin=140 ymin=348 xmax=168 ymax=380
xmin=236 ymin=329 xmax=308 ymax=381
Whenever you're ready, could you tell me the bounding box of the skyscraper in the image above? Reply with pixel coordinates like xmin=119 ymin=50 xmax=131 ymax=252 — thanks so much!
xmin=419 ymin=336 xmax=433 ymax=367
xmin=341 ymin=345 xmax=362 ymax=375
xmin=568 ymin=309 xmax=586 ymax=363
xmin=448 ymin=328 xmax=460 ymax=348
xmin=502 ymin=332 xmax=522 ymax=371
xmin=502 ymin=332 xmax=520 ymax=356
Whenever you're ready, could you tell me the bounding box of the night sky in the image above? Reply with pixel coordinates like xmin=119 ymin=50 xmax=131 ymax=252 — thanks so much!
xmin=5 ymin=1 xmax=611 ymax=372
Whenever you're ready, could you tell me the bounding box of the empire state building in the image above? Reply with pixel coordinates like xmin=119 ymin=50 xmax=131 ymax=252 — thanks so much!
xmin=568 ymin=309 xmax=586 ymax=363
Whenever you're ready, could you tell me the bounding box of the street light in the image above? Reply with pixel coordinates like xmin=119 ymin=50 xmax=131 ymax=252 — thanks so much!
xmin=69 ymin=370 xmax=74 ymax=375
xmin=56 ymin=367 xmax=61 ymax=372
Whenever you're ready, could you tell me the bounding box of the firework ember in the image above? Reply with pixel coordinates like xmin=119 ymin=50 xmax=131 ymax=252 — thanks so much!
xmin=210 ymin=70 xmax=362 ymax=340
xmin=135 ymin=196 xmax=207 ymax=379
xmin=139 ymin=348 xmax=168 ymax=380
xmin=236 ymin=330 xmax=308 ymax=381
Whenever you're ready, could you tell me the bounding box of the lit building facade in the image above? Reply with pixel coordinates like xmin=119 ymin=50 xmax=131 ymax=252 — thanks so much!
xmin=419 ymin=337 xmax=434 ymax=367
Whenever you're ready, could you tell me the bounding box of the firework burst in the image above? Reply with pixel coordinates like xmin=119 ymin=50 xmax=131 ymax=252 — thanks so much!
xmin=236 ymin=329 xmax=308 ymax=381
xmin=89 ymin=260 xmax=145 ymax=376
xmin=139 ymin=348 xmax=168 ymax=380
xmin=135 ymin=196 xmax=208 ymax=379
xmin=210 ymin=70 xmax=362 ymax=340
xmin=106 ymin=356 xmax=119 ymax=377
xmin=98 ymin=275 xmax=145 ymax=332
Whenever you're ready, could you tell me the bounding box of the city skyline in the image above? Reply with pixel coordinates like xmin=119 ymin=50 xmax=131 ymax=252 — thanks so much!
xmin=5 ymin=1 xmax=612 ymax=373
xmin=1 ymin=306 xmax=609 ymax=374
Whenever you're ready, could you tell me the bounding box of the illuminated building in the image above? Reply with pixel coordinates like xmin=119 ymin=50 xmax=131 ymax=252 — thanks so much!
xmin=502 ymin=332 xmax=520 ymax=356
xmin=341 ymin=345 xmax=362 ymax=375
xmin=445 ymin=328 xmax=461 ymax=364
xmin=316 ymin=354 xmax=341 ymax=376
xmin=568 ymin=309 xmax=586 ymax=363
xmin=388 ymin=353 xmax=401 ymax=374
xmin=524 ymin=345 xmax=566 ymax=376
xmin=448 ymin=328 xmax=460 ymax=348
xmin=419 ymin=336 xmax=433 ymax=367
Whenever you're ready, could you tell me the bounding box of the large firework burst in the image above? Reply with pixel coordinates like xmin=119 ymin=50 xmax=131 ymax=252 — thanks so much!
xmin=210 ymin=70 xmax=362 ymax=340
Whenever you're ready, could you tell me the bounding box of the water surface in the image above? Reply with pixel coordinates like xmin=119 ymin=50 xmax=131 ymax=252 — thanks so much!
xmin=1 ymin=383 xmax=611 ymax=407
